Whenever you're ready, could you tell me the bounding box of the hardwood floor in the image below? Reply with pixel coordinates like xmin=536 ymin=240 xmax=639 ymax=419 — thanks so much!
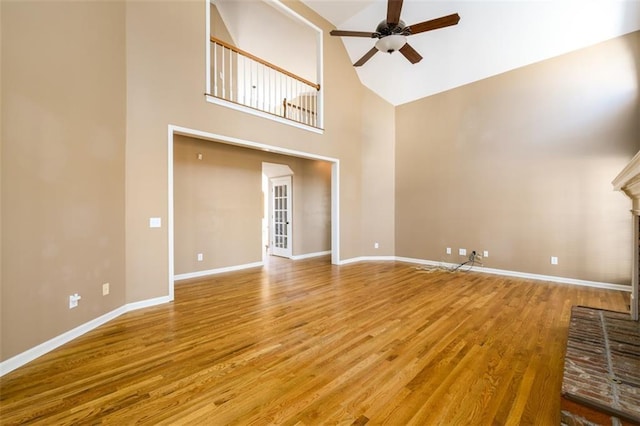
xmin=0 ymin=257 xmax=630 ymax=425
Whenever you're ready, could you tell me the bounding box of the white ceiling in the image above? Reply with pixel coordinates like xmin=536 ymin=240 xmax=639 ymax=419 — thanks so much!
xmin=301 ymin=0 xmax=640 ymax=106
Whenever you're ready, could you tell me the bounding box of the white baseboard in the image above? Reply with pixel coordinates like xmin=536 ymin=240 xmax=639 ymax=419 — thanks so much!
xmin=125 ymin=295 xmax=173 ymax=311
xmin=394 ymin=256 xmax=632 ymax=292
xmin=0 ymin=294 xmax=173 ymax=377
xmin=338 ymin=256 xmax=396 ymax=265
xmin=174 ymin=261 xmax=264 ymax=281
xmin=4 ymin=255 xmax=629 ymax=377
xmin=290 ymin=250 xmax=331 ymax=260
xmin=340 ymin=255 xmax=631 ymax=292
xmin=337 ymin=256 xmax=365 ymax=265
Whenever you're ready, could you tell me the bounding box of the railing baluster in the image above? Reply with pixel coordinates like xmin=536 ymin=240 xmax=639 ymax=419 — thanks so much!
xmin=213 ymin=43 xmax=218 ymax=97
xmin=259 ymin=62 xmax=263 ymax=111
xmin=243 ymin=55 xmax=248 ymax=106
xmin=281 ymin=74 xmax=285 ymax=117
xmin=229 ymin=50 xmax=234 ymax=101
xmin=222 ymin=47 xmax=226 ymax=100
xmin=303 ymin=83 xmax=307 ymax=125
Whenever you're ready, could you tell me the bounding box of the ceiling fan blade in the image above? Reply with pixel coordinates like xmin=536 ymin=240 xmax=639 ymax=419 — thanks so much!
xmin=399 ymin=43 xmax=423 ymax=64
xmin=354 ymin=47 xmax=378 ymax=67
xmin=407 ymin=13 xmax=460 ymax=35
xmin=330 ymin=30 xmax=377 ymax=38
xmin=387 ymin=0 xmax=403 ymax=26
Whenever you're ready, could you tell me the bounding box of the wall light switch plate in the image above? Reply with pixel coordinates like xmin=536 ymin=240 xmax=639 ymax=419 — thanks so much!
xmin=149 ymin=217 xmax=161 ymax=228
xmin=69 ymin=293 xmax=81 ymax=309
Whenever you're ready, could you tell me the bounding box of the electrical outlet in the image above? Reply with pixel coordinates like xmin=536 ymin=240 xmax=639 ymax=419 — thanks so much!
xmin=483 ymin=250 xmax=489 ymax=258
xmin=374 ymin=242 xmax=379 ymax=249
xmin=446 ymin=247 xmax=451 ymax=255
xmin=459 ymin=248 xmax=466 ymax=256
xmin=551 ymin=256 xmax=558 ymax=265
xmin=102 ymin=283 xmax=110 ymax=296
xmin=69 ymin=293 xmax=81 ymax=309
xmin=197 ymin=253 xmax=203 ymax=261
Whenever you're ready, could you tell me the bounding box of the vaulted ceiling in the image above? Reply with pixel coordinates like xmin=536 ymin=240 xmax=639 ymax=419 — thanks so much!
xmin=301 ymin=0 xmax=640 ymax=105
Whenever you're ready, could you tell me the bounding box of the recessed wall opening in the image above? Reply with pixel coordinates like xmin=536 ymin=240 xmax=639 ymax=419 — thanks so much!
xmin=168 ymin=125 xmax=339 ymax=299
xmin=206 ymin=0 xmax=324 ymax=132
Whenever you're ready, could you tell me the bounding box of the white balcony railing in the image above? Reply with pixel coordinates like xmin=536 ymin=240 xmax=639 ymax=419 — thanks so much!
xmin=209 ymin=36 xmax=321 ymax=129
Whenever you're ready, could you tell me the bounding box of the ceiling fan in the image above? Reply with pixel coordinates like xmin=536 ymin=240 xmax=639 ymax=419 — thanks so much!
xmin=330 ymin=0 xmax=460 ymax=67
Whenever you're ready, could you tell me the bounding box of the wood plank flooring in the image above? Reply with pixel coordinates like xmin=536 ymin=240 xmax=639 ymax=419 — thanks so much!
xmin=0 ymin=257 xmax=630 ymax=425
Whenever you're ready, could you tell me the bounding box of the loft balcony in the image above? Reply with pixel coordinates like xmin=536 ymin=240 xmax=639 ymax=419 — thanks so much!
xmin=206 ymin=36 xmax=322 ymax=131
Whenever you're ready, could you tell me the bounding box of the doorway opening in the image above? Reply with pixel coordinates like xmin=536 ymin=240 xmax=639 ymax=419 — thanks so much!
xmin=262 ymin=162 xmax=294 ymax=260
xmin=269 ymin=175 xmax=293 ymax=258
xmin=168 ymin=125 xmax=340 ymax=300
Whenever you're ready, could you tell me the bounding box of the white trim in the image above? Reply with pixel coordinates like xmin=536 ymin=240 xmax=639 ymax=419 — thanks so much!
xmin=331 ymin=162 xmax=339 ymax=264
xmin=338 ymin=256 xmax=632 ymax=292
xmin=338 ymin=256 xmax=396 ymax=265
xmin=170 ymin=125 xmax=336 ymax=163
xmin=125 ymin=295 xmax=172 ymax=312
xmin=174 ymin=261 xmax=264 ymax=281
xmin=264 ymin=0 xmax=322 ymax=33
xmin=205 ymin=0 xmax=211 ymax=96
xmin=168 ymin=126 xmax=175 ymax=301
xmin=0 ymin=296 xmax=172 ymax=377
xmin=205 ymin=96 xmax=323 ymax=134
xmin=395 ymin=256 xmax=632 ymax=291
xmin=4 ymin=252 xmax=625 ymax=377
xmin=475 ymin=266 xmax=630 ymax=291
xmin=290 ymin=250 xmax=331 ymax=260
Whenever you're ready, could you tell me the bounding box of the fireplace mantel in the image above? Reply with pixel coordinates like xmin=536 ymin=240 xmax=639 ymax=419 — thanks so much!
xmin=613 ymin=150 xmax=640 ymax=321
xmin=614 ymin=150 xmax=640 ymax=213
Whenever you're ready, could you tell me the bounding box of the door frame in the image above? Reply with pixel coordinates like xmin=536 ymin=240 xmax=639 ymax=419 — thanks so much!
xmin=269 ymin=175 xmax=293 ymax=258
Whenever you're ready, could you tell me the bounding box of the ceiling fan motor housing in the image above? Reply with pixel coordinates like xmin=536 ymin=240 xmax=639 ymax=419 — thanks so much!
xmin=375 ymin=19 xmax=408 ymax=38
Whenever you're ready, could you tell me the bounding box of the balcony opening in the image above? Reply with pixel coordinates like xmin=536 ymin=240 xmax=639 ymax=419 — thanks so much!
xmin=206 ymin=0 xmax=323 ymax=132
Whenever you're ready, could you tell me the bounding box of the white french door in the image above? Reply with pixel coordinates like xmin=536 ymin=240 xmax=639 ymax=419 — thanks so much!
xmin=270 ymin=176 xmax=292 ymax=258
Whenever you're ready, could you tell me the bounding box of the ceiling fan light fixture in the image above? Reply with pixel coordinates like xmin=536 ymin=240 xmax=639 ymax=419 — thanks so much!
xmin=375 ymin=34 xmax=406 ymax=53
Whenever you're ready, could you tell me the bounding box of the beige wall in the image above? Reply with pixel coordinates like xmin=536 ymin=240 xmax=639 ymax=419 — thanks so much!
xmin=396 ymin=32 xmax=640 ymax=285
xmin=1 ymin=2 xmax=126 ymax=358
xmin=1 ymin=0 xmax=390 ymax=362
xmin=174 ymin=136 xmax=263 ymax=274
xmin=361 ymin=89 xmax=396 ymax=256
xmin=173 ymin=135 xmax=331 ymax=275
xmin=123 ymin=0 xmax=386 ymax=303
xmin=292 ymin=159 xmax=332 ymax=256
